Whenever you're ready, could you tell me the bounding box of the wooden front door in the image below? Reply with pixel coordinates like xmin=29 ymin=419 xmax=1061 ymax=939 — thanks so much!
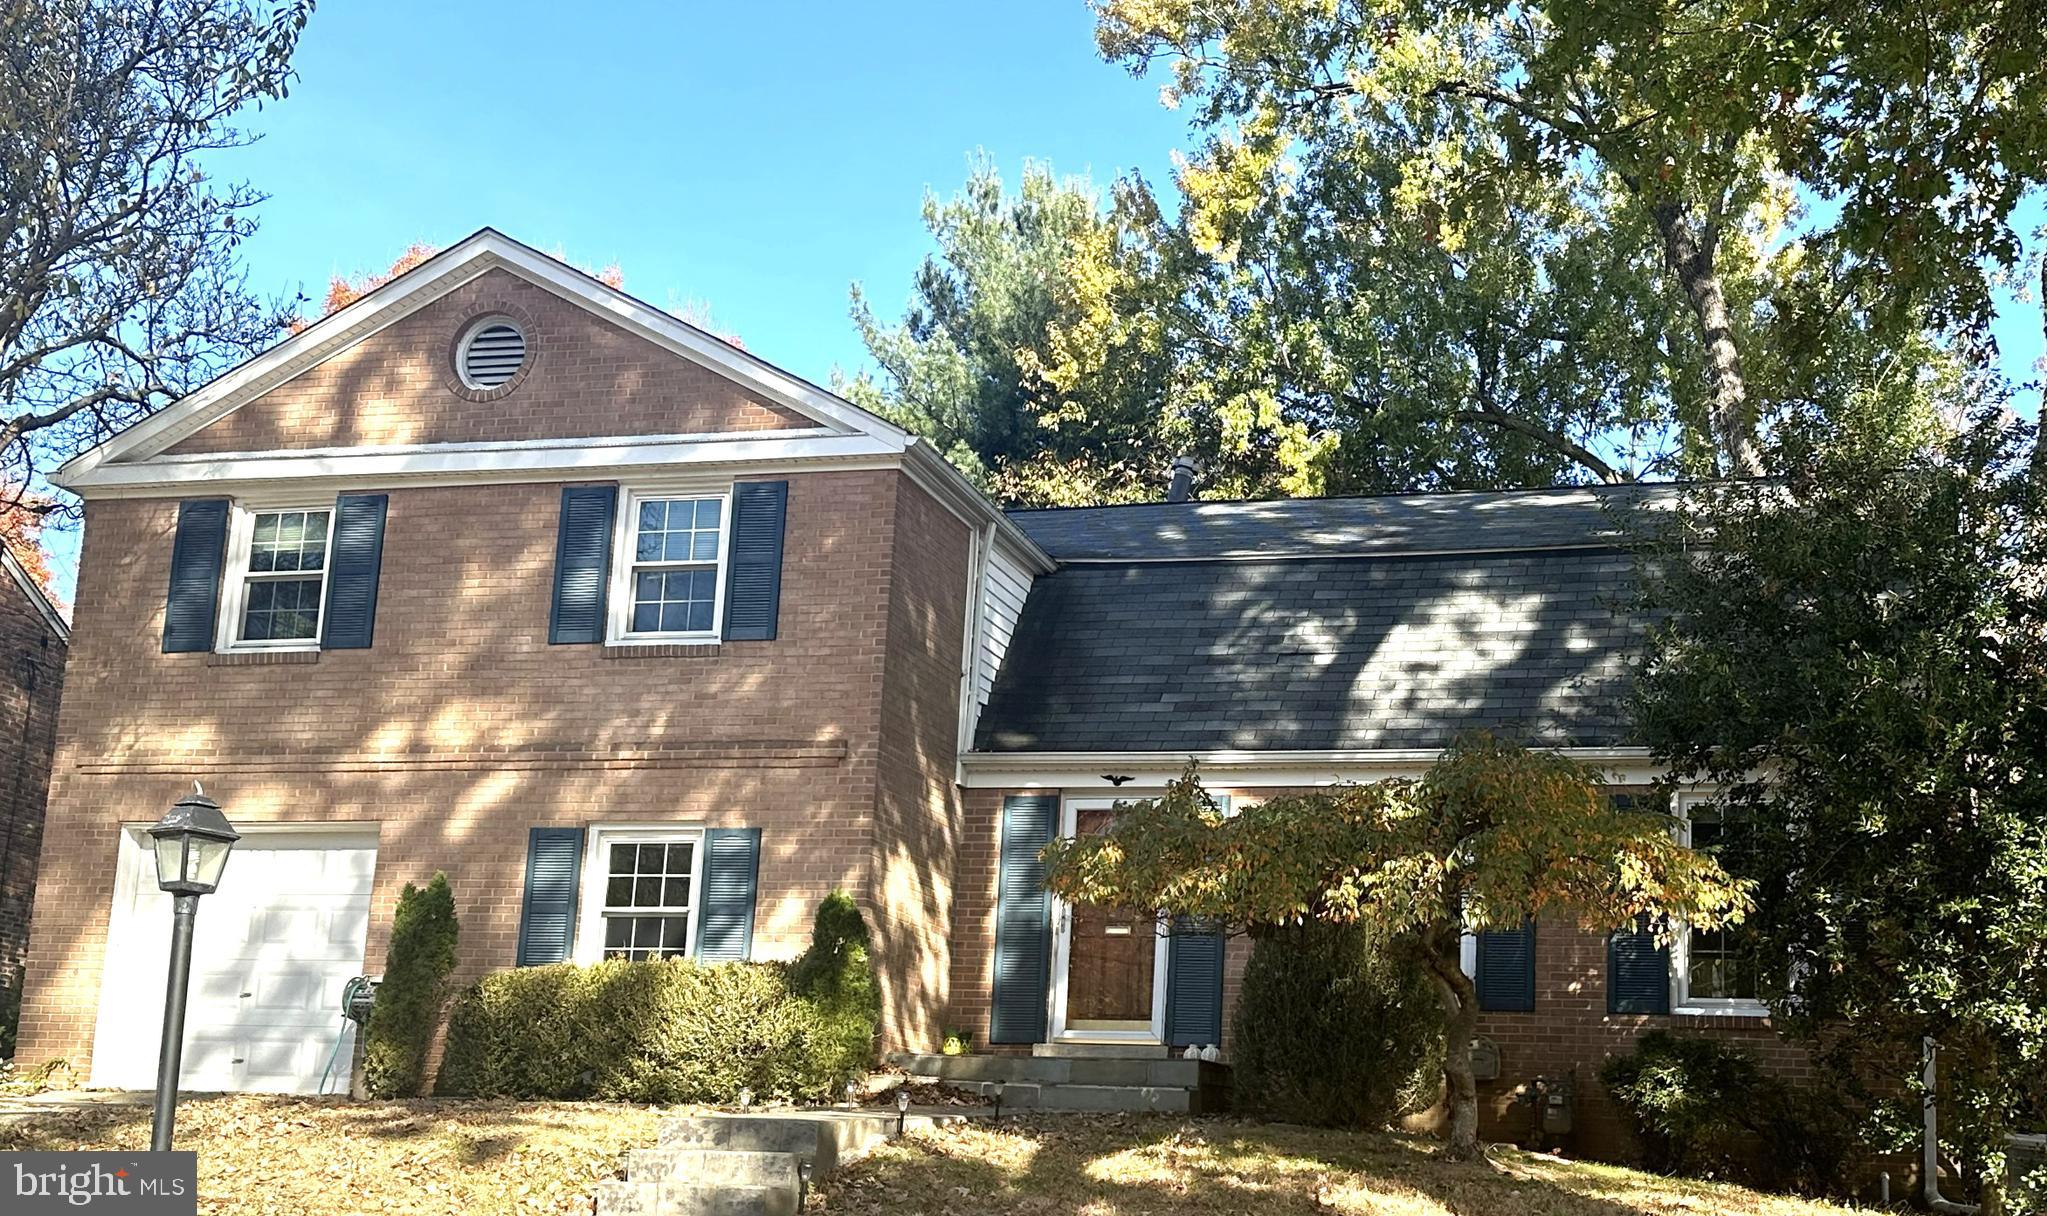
xmin=1056 ymin=805 xmax=1160 ymax=1036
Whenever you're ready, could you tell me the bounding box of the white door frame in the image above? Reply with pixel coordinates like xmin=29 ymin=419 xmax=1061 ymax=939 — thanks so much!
xmin=1047 ymin=794 xmax=1170 ymax=1044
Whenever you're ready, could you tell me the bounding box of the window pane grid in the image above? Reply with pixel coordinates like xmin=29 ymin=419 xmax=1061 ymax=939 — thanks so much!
xmin=237 ymin=509 xmax=330 ymax=644
xmin=1684 ymin=806 xmax=1761 ymax=1003
xmin=599 ymin=838 xmax=696 ymax=961
xmin=626 ymin=496 xmax=722 ymax=636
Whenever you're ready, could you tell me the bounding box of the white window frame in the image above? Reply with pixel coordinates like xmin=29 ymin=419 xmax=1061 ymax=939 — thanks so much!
xmin=606 ymin=483 xmax=734 ymax=646
xmin=215 ymin=500 xmax=338 ymax=652
xmin=575 ymin=823 xmax=708 ymax=964
xmin=1671 ymin=791 xmax=1769 ymax=1017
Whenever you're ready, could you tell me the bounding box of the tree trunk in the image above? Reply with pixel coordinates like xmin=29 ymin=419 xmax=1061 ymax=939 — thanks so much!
xmin=1424 ymin=924 xmax=1484 ymax=1161
xmin=1652 ymin=200 xmax=1764 ymax=478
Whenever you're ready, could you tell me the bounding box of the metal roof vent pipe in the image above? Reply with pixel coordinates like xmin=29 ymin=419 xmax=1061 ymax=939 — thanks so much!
xmin=1166 ymin=456 xmax=1198 ymax=503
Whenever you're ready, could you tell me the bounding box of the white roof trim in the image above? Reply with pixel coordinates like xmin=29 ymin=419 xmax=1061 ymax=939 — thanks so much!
xmin=0 ymin=543 xmax=69 ymax=640
xmin=959 ymin=746 xmax=1661 ymax=789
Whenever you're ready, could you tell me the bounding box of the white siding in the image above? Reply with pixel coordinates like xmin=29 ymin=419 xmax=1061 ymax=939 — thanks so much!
xmin=970 ymin=536 xmax=1036 ymax=738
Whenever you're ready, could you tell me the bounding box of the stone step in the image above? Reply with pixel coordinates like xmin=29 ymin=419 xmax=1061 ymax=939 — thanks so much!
xmin=1032 ymin=1041 xmax=1172 ymax=1059
xmin=595 ymin=1179 xmax=798 ymax=1216
xmin=942 ymin=1078 xmax=1231 ymax=1115
xmin=894 ymin=1051 xmax=1230 ymax=1091
xmin=624 ymin=1147 xmax=801 ymax=1189
xmin=657 ymin=1116 xmax=834 ymax=1171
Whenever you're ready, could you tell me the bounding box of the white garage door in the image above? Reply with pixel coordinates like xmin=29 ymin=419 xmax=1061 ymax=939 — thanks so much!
xmin=91 ymin=826 xmax=378 ymax=1095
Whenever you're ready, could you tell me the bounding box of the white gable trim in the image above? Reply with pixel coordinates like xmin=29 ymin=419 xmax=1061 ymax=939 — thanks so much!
xmin=56 ymin=228 xmax=910 ymax=483
xmin=0 ymin=543 xmax=68 ymax=640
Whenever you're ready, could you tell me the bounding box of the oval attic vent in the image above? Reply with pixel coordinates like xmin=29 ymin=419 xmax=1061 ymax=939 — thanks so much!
xmin=460 ymin=321 xmax=527 ymax=388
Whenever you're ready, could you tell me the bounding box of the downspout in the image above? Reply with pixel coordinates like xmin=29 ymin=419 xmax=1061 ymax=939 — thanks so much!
xmin=1925 ymin=1036 xmax=1981 ymax=1215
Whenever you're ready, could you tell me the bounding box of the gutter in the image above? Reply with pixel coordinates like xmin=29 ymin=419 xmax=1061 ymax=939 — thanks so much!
xmin=1923 ymin=1036 xmax=1981 ymax=1215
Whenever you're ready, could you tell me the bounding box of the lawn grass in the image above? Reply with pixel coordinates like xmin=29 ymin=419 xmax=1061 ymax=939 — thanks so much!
xmin=0 ymin=1094 xmax=663 ymax=1215
xmin=808 ymin=1114 xmax=1866 ymax=1216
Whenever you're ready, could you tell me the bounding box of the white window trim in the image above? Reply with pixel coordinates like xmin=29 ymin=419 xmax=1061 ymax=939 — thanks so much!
xmin=574 ymin=823 xmax=709 ymax=964
xmin=1671 ymin=791 xmax=1769 ymax=1018
xmin=215 ymin=500 xmax=337 ymax=652
xmin=605 ymin=483 xmax=734 ymax=646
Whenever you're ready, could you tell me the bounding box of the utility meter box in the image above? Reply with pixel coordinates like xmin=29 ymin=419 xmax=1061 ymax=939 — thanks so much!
xmin=1540 ymin=1076 xmax=1576 ymax=1136
xmin=1469 ymin=1037 xmax=1501 ymax=1082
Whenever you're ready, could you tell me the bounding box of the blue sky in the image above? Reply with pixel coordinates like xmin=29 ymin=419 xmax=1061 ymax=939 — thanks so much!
xmin=34 ymin=1 xmax=2047 ymax=596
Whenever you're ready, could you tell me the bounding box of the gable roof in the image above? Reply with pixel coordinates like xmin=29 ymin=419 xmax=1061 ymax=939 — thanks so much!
xmin=0 ymin=543 xmax=68 ymax=641
xmin=49 ymin=228 xmax=1053 ymax=569
xmin=976 ymin=484 xmax=1660 ymax=755
xmin=1008 ymin=482 xmax=1686 ymax=561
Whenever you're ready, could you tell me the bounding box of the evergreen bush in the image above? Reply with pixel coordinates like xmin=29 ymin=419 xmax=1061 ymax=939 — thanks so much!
xmin=1231 ymin=921 xmax=1444 ymax=1127
xmin=788 ymin=891 xmax=881 ymax=1089
xmin=1600 ymin=1030 xmax=1856 ymax=1195
xmin=361 ymin=872 xmax=459 ymax=1098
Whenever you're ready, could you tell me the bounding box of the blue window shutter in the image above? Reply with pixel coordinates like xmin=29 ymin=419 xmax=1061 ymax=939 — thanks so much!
xmin=549 ymin=485 xmax=616 ymax=644
xmin=321 ymin=493 xmax=388 ymax=650
xmin=162 ymin=498 xmax=229 ymax=653
xmin=697 ymin=828 xmax=762 ymax=961
xmin=722 ymin=480 xmax=787 ymax=641
xmin=1475 ymin=920 xmax=1537 ymax=1012
xmin=1608 ymin=916 xmax=1671 ymax=1014
xmin=990 ymin=794 xmax=1058 ymax=1044
xmin=517 ymin=828 xmax=584 ymax=966
xmin=1165 ymin=917 xmax=1225 ymax=1046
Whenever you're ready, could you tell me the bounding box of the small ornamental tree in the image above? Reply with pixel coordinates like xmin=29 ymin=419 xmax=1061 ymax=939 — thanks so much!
xmin=1041 ymin=737 xmax=1750 ymax=1161
xmin=362 ymin=872 xmax=459 ymax=1098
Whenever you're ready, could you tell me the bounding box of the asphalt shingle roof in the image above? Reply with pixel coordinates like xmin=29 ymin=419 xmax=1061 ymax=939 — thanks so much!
xmin=977 ymin=486 xmax=1659 ymax=754
xmin=1007 ymin=483 xmax=1682 ymax=561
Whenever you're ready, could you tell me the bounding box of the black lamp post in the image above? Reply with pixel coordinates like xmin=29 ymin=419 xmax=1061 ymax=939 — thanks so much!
xmin=147 ymin=784 xmax=238 ymax=1152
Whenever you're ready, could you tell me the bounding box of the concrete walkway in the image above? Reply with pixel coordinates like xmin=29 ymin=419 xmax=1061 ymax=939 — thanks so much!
xmin=0 ymin=1089 xmax=149 ymax=1127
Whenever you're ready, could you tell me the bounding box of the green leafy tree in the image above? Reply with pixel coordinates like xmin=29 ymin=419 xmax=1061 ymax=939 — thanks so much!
xmin=1088 ymin=0 xmax=2036 ymax=479
xmin=841 ymin=157 xmax=1171 ymax=506
xmin=0 ymin=0 xmax=312 ymax=507
xmin=1632 ymin=412 xmax=2047 ymax=1215
xmin=1041 ymin=738 xmax=1749 ymax=1160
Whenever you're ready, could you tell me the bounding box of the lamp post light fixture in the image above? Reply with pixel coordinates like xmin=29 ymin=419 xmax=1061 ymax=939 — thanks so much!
xmin=147 ymin=783 xmax=238 ymax=1152
xmin=991 ymin=1081 xmax=1004 ymax=1121
xmin=895 ymin=1087 xmax=910 ymax=1137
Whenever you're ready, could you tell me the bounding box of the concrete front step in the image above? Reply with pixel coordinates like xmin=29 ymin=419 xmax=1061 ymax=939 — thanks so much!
xmin=893 ymin=1051 xmax=1231 ymax=1092
xmin=624 ymin=1147 xmax=800 ymax=1188
xmin=940 ymin=1077 xmax=1228 ymax=1115
xmin=595 ymin=1180 xmax=798 ymax=1216
xmin=1033 ymin=1041 xmax=1172 ymax=1059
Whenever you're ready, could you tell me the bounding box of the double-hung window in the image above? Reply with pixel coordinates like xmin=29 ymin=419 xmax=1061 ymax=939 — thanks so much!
xmin=222 ymin=506 xmax=335 ymax=648
xmin=610 ymin=489 xmax=730 ymax=643
xmin=579 ymin=827 xmax=705 ymax=961
xmin=1674 ymin=796 xmax=1766 ymax=1014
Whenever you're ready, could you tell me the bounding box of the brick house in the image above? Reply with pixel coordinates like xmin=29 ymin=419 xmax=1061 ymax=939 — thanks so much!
xmin=17 ymin=230 xmax=1780 ymax=1156
xmin=0 ymin=542 xmax=68 ymax=1025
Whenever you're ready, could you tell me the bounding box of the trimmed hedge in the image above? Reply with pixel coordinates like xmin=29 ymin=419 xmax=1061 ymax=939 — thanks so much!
xmin=1600 ymin=1030 xmax=1855 ymax=1195
xmin=362 ymin=872 xmax=459 ymax=1098
xmin=437 ymin=894 xmax=881 ymax=1103
xmin=1232 ymin=921 xmax=1444 ymax=1127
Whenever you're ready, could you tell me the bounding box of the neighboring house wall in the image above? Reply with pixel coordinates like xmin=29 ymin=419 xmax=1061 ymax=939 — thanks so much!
xmin=0 ymin=561 xmax=65 ymax=1008
xmin=162 ymin=268 xmax=810 ymax=454
xmin=15 ymin=466 xmax=963 ymax=1073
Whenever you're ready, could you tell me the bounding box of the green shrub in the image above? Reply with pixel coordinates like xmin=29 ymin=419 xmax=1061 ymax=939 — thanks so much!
xmin=362 ymin=872 xmax=459 ymax=1098
xmin=0 ymin=965 xmax=22 ymax=1059
xmin=1231 ymin=921 xmax=1444 ymax=1127
xmin=438 ymin=895 xmax=881 ymax=1104
xmin=1600 ymin=1030 xmax=1855 ymax=1195
xmin=788 ymin=891 xmax=880 ymax=1090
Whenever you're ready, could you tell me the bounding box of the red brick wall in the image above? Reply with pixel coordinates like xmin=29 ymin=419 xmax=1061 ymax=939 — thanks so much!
xmin=868 ymin=481 xmax=970 ymax=1053
xmin=15 ymin=468 xmax=942 ymax=1074
xmin=950 ymin=785 xmax=1813 ymax=1164
xmin=164 ymin=268 xmax=809 ymax=454
xmin=0 ymin=570 xmax=65 ymax=1006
